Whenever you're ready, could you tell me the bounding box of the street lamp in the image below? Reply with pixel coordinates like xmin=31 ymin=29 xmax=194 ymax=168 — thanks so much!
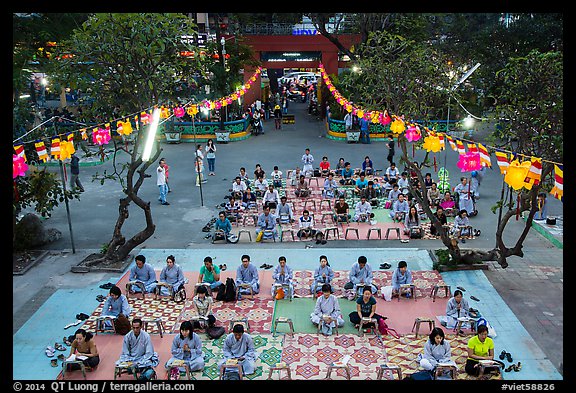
xmin=220 ymin=36 xmax=227 ymax=125
xmin=446 ymin=62 xmax=480 ymax=134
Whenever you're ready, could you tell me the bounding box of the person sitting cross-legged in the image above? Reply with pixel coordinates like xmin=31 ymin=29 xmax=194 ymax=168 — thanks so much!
xmin=349 ymin=255 xmax=377 ymax=296
xmin=271 ymin=256 xmax=294 ymax=299
xmin=354 ymin=172 xmax=369 ymax=196
xmin=297 ymin=209 xmax=317 ymax=240
xmin=323 ymin=172 xmax=338 ymax=199
xmin=310 ymin=255 xmax=334 ymax=295
xmin=219 ymin=324 xmax=259 ymax=377
xmin=128 ymin=255 xmax=158 ymax=295
xmin=294 ymin=175 xmax=310 ymax=198
xmin=276 ymin=196 xmax=294 ymax=225
xmin=403 ymin=206 xmax=422 ymax=237
xmin=241 ymin=188 xmax=257 ymax=210
xmin=192 ymin=285 xmax=216 ymax=328
xmin=389 ymin=193 xmax=409 ymax=223
xmin=198 ymin=256 xmax=223 ymax=292
xmin=65 ymin=329 xmax=100 ymax=372
xmin=333 ymin=196 xmax=351 ymax=223
xmin=213 ymin=211 xmax=232 ymax=241
xmin=164 ymin=321 xmax=205 ymax=374
xmin=101 ymin=285 xmax=131 ymax=331
xmin=348 ymin=285 xmax=386 ymax=329
xmin=256 ymin=205 xmax=277 ymax=240
xmin=116 ymin=318 xmax=160 ymax=379
xmin=235 ymin=254 xmax=260 ymax=299
xmin=156 ymin=255 xmax=186 ymax=299
xmin=418 ymin=327 xmax=455 ymax=372
xmin=391 ymin=260 xmax=413 ymax=298
xmin=230 ymin=176 xmax=247 ymax=200
xmin=339 ymin=162 xmax=355 ymax=185
xmin=225 ymin=197 xmax=244 ymax=222
xmin=310 ymin=284 xmax=345 ymax=335
xmin=262 ymin=184 xmax=280 ymax=210
xmin=354 ymin=195 xmax=374 ymax=223
xmin=452 ymin=209 xmax=472 ymax=242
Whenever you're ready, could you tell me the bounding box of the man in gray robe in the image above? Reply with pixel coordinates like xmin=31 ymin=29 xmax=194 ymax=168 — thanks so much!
xmin=116 ymin=318 xmax=159 ymax=372
xmin=219 ymin=324 xmax=258 ymax=376
xmin=349 ymin=255 xmax=377 ymax=295
xmin=271 ymin=256 xmax=294 ymax=299
xmin=236 ymin=254 xmax=260 ymax=299
xmin=128 ymin=255 xmax=158 ymax=294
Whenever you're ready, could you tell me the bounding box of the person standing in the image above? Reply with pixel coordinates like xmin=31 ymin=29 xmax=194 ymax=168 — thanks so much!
xmin=386 ymin=135 xmax=395 ymax=166
xmin=164 ymin=158 xmax=171 ymax=193
xmin=344 ymin=112 xmax=353 ymax=131
xmin=157 ymin=158 xmax=169 ymax=205
xmin=70 ymin=153 xmax=85 ymax=192
xmin=359 ymin=117 xmax=370 ymax=144
xmin=301 ymin=148 xmax=314 ymax=177
xmin=195 ymin=156 xmax=206 ymax=187
xmin=205 ymin=139 xmax=217 ymax=176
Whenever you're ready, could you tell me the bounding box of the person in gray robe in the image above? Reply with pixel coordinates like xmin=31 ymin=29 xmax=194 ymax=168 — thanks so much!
xmin=116 ymin=318 xmax=159 ymax=371
xmin=391 ymin=260 xmax=413 ymax=297
xmin=418 ymin=327 xmax=455 ymax=371
xmin=445 ymin=290 xmax=471 ymax=329
xmin=236 ymin=254 xmax=260 ymax=298
xmin=271 ymin=256 xmax=294 ymax=298
xmin=310 ymin=255 xmax=335 ymax=294
xmin=310 ymin=284 xmax=345 ymax=335
xmin=165 ymin=321 xmax=205 ymax=372
xmin=128 ymin=255 xmax=158 ymax=294
xmin=101 ymin=285 xmax=131 ymax=328
xmin=157 ymin=255 xmax=185 ymax=297
xmin=349 ymin=256 xmax=377 ymax=295
xmin=218 ymin=324 xmax=258 ymax=376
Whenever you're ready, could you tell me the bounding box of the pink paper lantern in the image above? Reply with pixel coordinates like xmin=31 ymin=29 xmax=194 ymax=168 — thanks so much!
xmin=457 ymin=152 xmax=482 ymax=172
xmin=405 ymin=126 xmax=422 ymax=142
xmin=173 ymin=106 xmax=185 ymax=118
xmin=92 ymin=128 xmax=111 ymax=145
xmin=13 ymin=154 xmax=28 ymax=178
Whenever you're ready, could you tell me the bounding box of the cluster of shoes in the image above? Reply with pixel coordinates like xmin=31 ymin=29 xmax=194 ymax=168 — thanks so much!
xmin=259 ymin=263 xmax=273 ymax=270
xmin=46 ymin=341 xmax=68 ymax=366
xmin=202 ymin=218 xmax=218 ymax=232
xmin=218 ymin=264 xmax=227 ymax=271
xmin=499 ymin=350 xmax=522 ymax=372
xmin=315 ymin=239 xmax=327 ymax=245
xmin=379 ymin=263 xmax=392 ymax=269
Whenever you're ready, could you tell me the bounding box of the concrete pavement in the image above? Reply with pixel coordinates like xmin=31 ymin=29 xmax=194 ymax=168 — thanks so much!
xmin=13 ymin=100 xmax=563 ymax=378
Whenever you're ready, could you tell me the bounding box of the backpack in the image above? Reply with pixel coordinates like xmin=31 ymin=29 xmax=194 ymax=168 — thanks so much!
xmin=207 ymin=325 xmax=225 ymax=339
xmin=377 ymin=318 xmax=400 ymax=338
xmin=222 ymin=277 xmax=237 ymax=302
xmin=173 ymin=284 xmax=186 ymax=303
xmin=405 ymin=370 xmax=433 ymax=380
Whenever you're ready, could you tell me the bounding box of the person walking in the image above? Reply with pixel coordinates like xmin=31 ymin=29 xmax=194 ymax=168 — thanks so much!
xmin=205 ymin=139 xmax=217 ymax=176
xmin=273 ymin=104 xmax=283 ymax=129
xmin=386 ymin=135 xmax=395 ymax=166
xmin=157 ymin=158 xmax=169 ymax=205
xmin=195 ymin=156 xmax=206 ymax=187
xmin=69 ymin=153 xmax=85 ymax=192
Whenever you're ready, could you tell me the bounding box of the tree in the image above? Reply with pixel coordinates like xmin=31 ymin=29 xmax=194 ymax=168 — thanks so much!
xmin=48 ymin=13 xmax=204 ymax=266
xmin=335 ymin=32 xmax=562 ymax=268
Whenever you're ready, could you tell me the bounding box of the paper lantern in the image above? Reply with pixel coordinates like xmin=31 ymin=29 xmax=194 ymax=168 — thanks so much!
xmin=186 ymin=105 xmax=198 ymax=116
xmin=59 ymin=140 xmax=73 ymax=160
xmin=173 ymin=106 xmax=185 ymax=118
xmin=345 ymin=104 xmax=353 ymax=112
xmin=390 ymin=119 xmax=406 ymax=134
xmin=504 ymin=160 xmax=532 ymax=190
xmin=215 ymin=101 xmax=222 ymax=110
xmin=405 ymin=125 xmax=422 ymax=142
xmin=422 ymin=135 xmax=442 ymax=153
xmin=92 ymin=128 xmax=111 ymax=145
xmin=356 ymin=109 xmax=364 ymax=119
xmin=457 ymin=152 xmax=482 ymax=172
xmin=13 ymin=154 xmax=28 ymax=178
xmin=123 ymin=119 xmax=133 ymax=135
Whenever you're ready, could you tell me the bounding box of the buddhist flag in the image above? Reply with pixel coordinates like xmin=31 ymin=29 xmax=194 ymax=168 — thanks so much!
xmin=446 ymin=135 xmax=457 ymax=152
xmin=80 ymin=128 xmax=88 ymax=140
xmin=467 ymin=143 xmax=478 ymax=154
xmin=14 ymin=144 xmax=26 ymax=162
xmin=524 ymin=157 xmax=542 ymax=186
xmin=35 ymin=140 xmax=49 ymax=162
xmin=478 ymin=143 xmax=492 ymax=167
xmin=456 ymin=139 xmax=466 ymax=155
xmin=550 ymin=164 xmax=563 ymax=201
xmin=50 ymin=137 xmax=61 ymax=159
xmin=438 ymin=133 xmax=445 ymax=150
xmin=495 ymin=151 xmax=509 ymax=174
xmin=116 ymin=120 xmax=125 ymax=135
xmin=66 ymin=133 xmax=75 ymax=154
xmin=134 ymin=115 xmax=140 ymax=130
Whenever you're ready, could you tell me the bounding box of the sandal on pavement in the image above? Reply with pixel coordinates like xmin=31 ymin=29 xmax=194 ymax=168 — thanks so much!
xmin=63 ymin=337 xmax=72 ymax=346
xmin=96 ymin=295 xmax=106 ymax=302
xmin=499 ymin=350 xmax=507 ymax=360
xmin=505 ymin=364 xmax=515 ymax=372
xmin=456 ymin=286 xmax=466 ymax=292
xmin=57 ymin=354 xmax=66 ymax=361
xmin=50 ymin=359 xmax=58 ymax=367
xmin=221 ymin=264 xmax=227 ymax=271
xmin=470 ymin=296 xmax=480 ymax=302
xmin=506 ymin=352 xmax=513 ymax=362
xmin=55 ymin=343 xmax=66 ymax=351
xmin=514 ymin=362 xmax=522 ymax=372
xmin=46 ymin=347 xmax=55 ymax=357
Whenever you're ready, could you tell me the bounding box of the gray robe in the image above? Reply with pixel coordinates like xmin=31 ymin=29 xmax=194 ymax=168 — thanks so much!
xmin=310 ymin=294 xmax=345 ymax=328
xmin=219 ymin=333 xmax=258 ymax=375
xmin=159 ymin=263 xmax=185 ymax=295
xmin=419 ymin=340 xmax=453 ymax=370
xmin=310 ymin=265 xmax=334 ymax=293
xmin=349 ymin=262 xmax=377 ymax=294
xmin=271 ymin=264 xmax=294 ymax=297
xmin=129 ymin=263 xmax=158 ymax=293
xmin=236 ymin=263 xmax=260 ymax=294
xmin=165 ymin=332 xmax=204 ymax=371
xmin=445 ymin=297 xmax=470 ymax=328
xmin=117 ymin=330 xmax=159 ymax=368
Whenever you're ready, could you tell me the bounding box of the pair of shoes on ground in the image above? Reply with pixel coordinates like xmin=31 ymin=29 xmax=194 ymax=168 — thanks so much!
xmin=76 ymin=313 xmax=90 ymax=321
xmin=96 ymin=294 xmax=106 ymax=302
xmin=315 ymin=239 xmax=327 ymax=245
xmin=379 ymin=263 xmax=391 ymax=269
xmin=259 ymin=263 xmax=273 ymax=269
xmin=63 ymin=336 xmax=74 ymax=346
xmin=161 ymin=202 xmax=170 ymax=205
xmin=218 ymin=264 xmax=227 ymax=271
xmin=99 ymin=282 xmax=114 ymax=290
xmin=504 ymin=361 xmax=522 ymax=372
xmin=499 ymin=350 xmax=514 ymax=363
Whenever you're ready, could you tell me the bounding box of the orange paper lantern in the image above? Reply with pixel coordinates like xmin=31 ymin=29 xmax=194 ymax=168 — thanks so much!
xmin=504 ymin=160 xmax=532 ymax=190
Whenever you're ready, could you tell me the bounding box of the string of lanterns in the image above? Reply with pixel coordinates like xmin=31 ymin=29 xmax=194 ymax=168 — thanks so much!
xmin=318 ymin=63 xmax=563 ymax=201
xmin=13 ymin=67 xmax=262 ymax=179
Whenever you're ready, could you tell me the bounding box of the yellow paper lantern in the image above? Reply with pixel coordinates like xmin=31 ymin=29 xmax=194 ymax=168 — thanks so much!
xmin=422 ymin=135 xmax=441 ymax=153
xmin=59 ymin=140 xmax=73 ymax=160
xmin=390 ymin=119 xmax=406 ymax=134
xmin=504 ymin=160 xmax=532 ymax=190
xmin=356 ymin=109 xmax=364 ymax=118
xmin=345 ymin=104 xmax=353 ymax=112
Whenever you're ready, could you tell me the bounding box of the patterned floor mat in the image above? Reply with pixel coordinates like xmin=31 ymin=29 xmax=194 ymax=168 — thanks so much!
xmin=176 ymin=297 xmax=275 ymax=334
xmin=293 ymin=269 xmax=446 ymax=298
xmin=185 ymin=334 xmax=284 ymax=380
xmin=280 ymin=333 xmax=502 ymax=380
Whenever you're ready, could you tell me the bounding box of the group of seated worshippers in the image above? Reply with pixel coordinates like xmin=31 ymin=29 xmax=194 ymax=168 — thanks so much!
xmin=97 ymin=250 xmax=495 ymax=380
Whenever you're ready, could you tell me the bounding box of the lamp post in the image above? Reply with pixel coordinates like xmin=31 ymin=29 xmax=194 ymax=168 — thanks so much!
xmin=220 ymin=36 xmax=227 ymax=127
